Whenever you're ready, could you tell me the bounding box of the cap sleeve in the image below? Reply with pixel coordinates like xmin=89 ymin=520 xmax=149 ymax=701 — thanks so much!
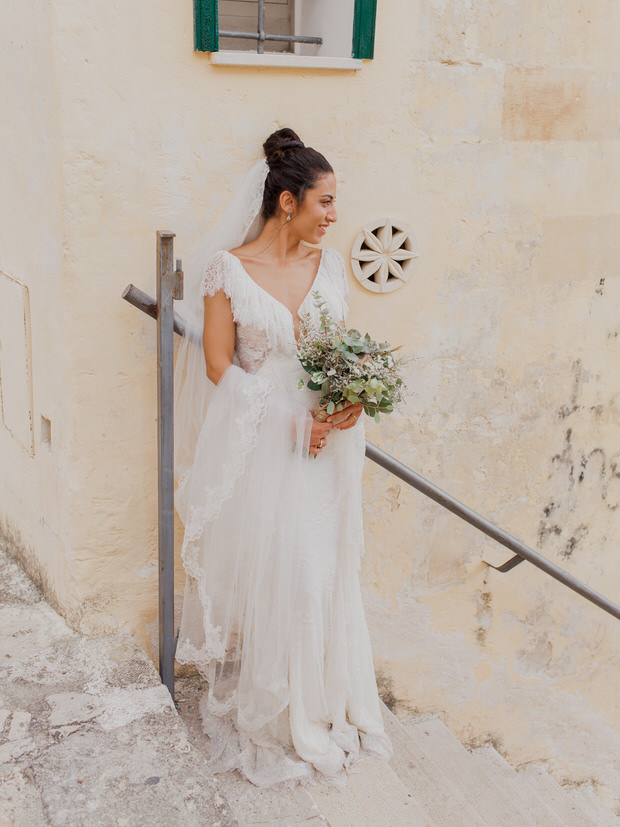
xmin=322 ymin=248 xmax=351 ymax=302
xmin=200 ymin=250 xmax=230 ymax=297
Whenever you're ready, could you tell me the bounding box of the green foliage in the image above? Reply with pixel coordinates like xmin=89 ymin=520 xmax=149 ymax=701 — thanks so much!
xmin=297 ymin=293 xmax=405 ymax=422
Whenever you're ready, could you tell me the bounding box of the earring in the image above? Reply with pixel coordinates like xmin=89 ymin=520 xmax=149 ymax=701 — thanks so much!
xmin=286 ymin=212 xmax=292 ymax=223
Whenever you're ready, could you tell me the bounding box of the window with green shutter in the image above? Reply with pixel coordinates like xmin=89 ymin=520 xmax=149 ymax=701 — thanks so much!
xmin=194 ymin=0 xmax=376 ymax=62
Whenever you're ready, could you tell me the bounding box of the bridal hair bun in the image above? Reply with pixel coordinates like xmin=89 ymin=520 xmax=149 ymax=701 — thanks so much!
xmin=263 ymin=128 xmax=305 ymax=166
xmin=261 ymin=127 xmax=333 ymax=219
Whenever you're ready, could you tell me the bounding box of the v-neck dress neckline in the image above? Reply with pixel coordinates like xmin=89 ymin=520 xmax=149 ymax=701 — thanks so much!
xmin=225 ymin=249 xmax=325 ymax=341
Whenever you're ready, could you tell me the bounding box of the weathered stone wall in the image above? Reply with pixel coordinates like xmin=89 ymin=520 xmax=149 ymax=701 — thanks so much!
xmin=1 ymin=0 xmax=618 ymax=804
xmin=356 ymin=0 xmax=620 ymax=805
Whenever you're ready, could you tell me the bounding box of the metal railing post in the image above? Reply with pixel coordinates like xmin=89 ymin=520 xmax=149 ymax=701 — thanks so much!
xmin=156 ymin=232 xmax=183 ymax=698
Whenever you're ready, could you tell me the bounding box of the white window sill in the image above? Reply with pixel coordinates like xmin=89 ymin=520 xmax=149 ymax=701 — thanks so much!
xmin=210 ymin=51 xmax=363 ymax=70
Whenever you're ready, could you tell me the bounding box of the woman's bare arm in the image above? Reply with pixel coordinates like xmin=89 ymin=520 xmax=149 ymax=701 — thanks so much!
xmin=203 ymin=292 xmax=235 ymax=385
xmin=203 ymin=290 xmax=334 ymax=453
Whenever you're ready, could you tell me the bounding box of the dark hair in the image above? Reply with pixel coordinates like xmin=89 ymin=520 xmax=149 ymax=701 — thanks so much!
xmin=262 ymin=128 xmax=333 ymax=219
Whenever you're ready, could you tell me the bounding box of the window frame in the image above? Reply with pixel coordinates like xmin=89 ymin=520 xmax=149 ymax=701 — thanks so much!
xmin=194 ymin=0 xmax=377 ymax=60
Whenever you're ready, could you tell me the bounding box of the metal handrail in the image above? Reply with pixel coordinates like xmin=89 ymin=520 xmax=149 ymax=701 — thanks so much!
xmin=122 ymin=284 xmax=186 ymax=337
xmin=122 ymin=279 xmax=620 ymax=676
xmin=366 ymin=442 xmax=620 ymax=621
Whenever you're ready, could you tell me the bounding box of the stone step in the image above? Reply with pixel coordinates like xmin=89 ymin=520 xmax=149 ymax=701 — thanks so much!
xmin=519 ymin=764 xmax=599 ymax=827
xmin=217 ymin=769 xmax=327 ymax=826
xmin=569 ymin=786 xmax=620 ymax=827
xmin=4 ymin=549 xmax=618 ymax=827
xmin=215 ymin=761 xmax=438 ymax=827
xmin=0 ymin=550 xmax=235 ymax=827
xmin=177 ymin=675 xmax=434 ymax=826
xmin=307 ymin=756 xmax=435 ymax=827
xmin=471 ymin=745 xmax=572 ymax=826
xmin=401 ymin=716 xmax=553 ymax=827
xmin=382 ymin=707 xmax=487 ymax=826
xmin=176 ymin=673 xmax=326 ymax=825
xmin=184 ymin=684 xmax=546 ymax=827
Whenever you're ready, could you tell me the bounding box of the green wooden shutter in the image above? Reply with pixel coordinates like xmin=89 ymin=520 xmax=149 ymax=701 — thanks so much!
xmin=352 ymin=0 xmax=377 ymax=59
xmin=196 ymin=1 xmax=375 ymax=59
xmin=194 ymin=0 xmax=219 ymax=52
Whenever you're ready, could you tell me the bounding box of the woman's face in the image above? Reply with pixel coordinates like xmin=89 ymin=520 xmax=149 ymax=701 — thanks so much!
xmin=293 ymin=173 xmax=338 ymax=244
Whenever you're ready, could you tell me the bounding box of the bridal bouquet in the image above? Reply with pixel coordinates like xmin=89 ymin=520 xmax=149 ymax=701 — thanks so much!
xmin=297 ymin=294 xmax=404 ymax=423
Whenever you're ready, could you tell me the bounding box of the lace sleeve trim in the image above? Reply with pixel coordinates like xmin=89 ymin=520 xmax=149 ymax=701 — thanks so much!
xmin=322 ymin=248 xmax=351 ymax=303
xmin=200 ymin=250 xmax=230 ymax=297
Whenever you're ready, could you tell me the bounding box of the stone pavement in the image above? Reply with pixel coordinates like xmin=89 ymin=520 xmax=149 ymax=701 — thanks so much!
xmin=0 ymin=549 xmax=234 ymax=827
xmin=3 ymin=547 xmax=618 ymax=827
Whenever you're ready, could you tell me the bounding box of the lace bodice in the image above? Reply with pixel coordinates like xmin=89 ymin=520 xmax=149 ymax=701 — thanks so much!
xmin=201 ymin=248 xmax=350 ymax=374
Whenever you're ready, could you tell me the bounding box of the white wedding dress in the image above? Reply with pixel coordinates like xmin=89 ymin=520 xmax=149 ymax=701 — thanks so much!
xmin=175 ymin=246 xmax=392 ymax=788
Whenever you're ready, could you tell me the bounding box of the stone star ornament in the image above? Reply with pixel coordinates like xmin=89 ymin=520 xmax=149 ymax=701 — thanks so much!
xmin=351 ymin=218 xmax=418 ymax=293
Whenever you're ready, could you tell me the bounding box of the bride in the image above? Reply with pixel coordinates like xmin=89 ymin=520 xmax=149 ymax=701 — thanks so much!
xmin=174 ymin=128 xmax=392 ymax=788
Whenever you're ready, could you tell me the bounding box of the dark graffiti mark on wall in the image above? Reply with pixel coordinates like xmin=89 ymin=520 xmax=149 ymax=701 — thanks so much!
xmin=539 ymin=354 xmax=620 ymax=557
xmin=560 ymin=524 xmax=589 ymax=559
xmin=557 ymin=360 xmax=583 ymax=421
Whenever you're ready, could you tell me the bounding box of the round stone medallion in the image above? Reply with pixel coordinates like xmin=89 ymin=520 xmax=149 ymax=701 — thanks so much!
xmin=351 ymin=218 xmax=418 ymax=293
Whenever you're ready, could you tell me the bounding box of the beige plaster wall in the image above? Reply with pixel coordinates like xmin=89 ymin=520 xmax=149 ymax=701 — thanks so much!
xmin=0 ymin=1 xmax=74 ymax=611
xmin=1 ymin=0 xmax=618 ymax=803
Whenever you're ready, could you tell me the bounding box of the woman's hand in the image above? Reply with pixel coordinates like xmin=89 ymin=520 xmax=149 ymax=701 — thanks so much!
xmin=309 ymin=416 xmax=333 ymax=455
xmin=327 ymin=402 xmax=363 ymax=431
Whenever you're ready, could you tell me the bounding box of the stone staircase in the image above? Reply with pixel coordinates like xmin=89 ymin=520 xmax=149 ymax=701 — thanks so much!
xmin=176 ymin=674 xmax=620 ymax=826
xmin=1 ymin=546 xmax=617 ymax=827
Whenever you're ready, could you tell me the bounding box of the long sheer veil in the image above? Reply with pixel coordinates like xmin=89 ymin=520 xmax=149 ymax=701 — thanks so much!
xmin=174 ymin=159 xmax=269 ymax=515
xmin=173 ymin=158 xmax=320 ymax=785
